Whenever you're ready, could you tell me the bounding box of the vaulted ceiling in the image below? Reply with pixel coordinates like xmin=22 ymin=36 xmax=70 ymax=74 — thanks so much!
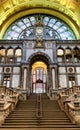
xmin=0 ymin=0 xmax=80 ymax=39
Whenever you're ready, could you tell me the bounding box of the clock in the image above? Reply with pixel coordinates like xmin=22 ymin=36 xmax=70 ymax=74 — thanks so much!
xmin=36 ymin=27 xmax=43 ymax=36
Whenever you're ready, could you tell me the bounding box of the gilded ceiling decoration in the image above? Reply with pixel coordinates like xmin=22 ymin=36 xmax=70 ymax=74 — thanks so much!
xmin=0 ymin=0 xmax=80 ymax=39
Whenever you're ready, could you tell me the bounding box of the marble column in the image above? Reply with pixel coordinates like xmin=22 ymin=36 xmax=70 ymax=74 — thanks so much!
xmin=52 ymin=68 xmax=55 ymax=89
xmin=23 ymin=68 xmax=27 ymax=90
xmin=47 ymin=67 xmax=52 ymax=92
xmin=47 ymin=68 xmax=49 ymax=92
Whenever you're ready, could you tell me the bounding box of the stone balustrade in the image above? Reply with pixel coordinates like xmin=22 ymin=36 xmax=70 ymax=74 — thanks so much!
xmin=58 ymin=86 xmax=80 ymax=124
xmin=67 ymin=102 xmax=80 ymax=124
xmin=0 ymin=86 xmax=20 ymax=125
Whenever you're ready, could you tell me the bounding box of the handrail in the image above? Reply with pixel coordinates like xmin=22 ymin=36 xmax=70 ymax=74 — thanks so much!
xmin=36 ymin=93 xmax=42 ymax=123
xmin=0 ymin=103 xmax=12 ymax=125
xmin=59 ymin=93 xmax=80 ymax=124
xmin=62 ymin=86 xmax=80 ymax=95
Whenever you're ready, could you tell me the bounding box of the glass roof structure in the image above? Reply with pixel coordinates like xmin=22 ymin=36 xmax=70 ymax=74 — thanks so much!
xmin=3 ymin=14 xmax=76 ymax=40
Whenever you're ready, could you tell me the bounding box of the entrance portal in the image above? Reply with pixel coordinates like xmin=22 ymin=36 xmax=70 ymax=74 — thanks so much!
xmin=32 ymin=61 xmax=47 ymax=93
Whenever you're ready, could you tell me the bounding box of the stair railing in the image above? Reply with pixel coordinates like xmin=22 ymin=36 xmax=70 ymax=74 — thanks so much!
xmin=36 ymin=93 xmax=42 ymax=123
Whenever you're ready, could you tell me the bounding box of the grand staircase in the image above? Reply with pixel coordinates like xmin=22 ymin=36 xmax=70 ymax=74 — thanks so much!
xmin=1 ymin=93 xmax=80 ymax=130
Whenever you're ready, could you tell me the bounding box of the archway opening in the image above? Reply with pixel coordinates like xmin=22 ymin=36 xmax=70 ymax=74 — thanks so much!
xmin=29 ymin=53 xmax=50 ymax=94
xmin=32 ymin=61 xmax=47 ymax=93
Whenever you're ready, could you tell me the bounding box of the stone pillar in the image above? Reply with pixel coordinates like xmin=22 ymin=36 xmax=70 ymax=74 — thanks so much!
xmin=21 ymin=65 xmax=29 ymax=100
xmin=52 ymin=68 xmax=55 ymax=89
xmin=30 ymin=69 xmax=32 ymax=93
xmin=47 ymin=68 xmax=49 ymax=92
xmin=47 ymin=66 xmax=52 ymax=92
xmin=23 ymin=68 xmax=27 ymax=90
xmin=21 ymin=65 xmax=29 ymax=90
xmin=49 ymin=65 xmax=53 ymax=88
xmin=51 ymin=65 xmax=58 ymax=90
xmin=28 ymin=66 xmax=32 ymax=93
xmin=22 ymin=41 xmax=27 ymax=62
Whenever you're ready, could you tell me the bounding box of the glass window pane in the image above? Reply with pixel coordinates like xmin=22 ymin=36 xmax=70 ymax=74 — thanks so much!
xmin=15 ymin=49 xmax=22 ymax=56
xmin=3 ymin=14 xmax=76 ymax=40
xmin=7 ymin=49 xmax=13 ymax=56
xmin=57 ymin=49 xmax=64 ymax=56
xmin=0 ymin=49 xmax=5 ymax=56
xmin=43 ymin=17 xmax=49 ymax=25
xmin=30 ymin=17 xmax=36 ymax=25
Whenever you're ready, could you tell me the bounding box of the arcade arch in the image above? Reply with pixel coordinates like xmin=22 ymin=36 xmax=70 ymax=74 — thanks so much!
xmin=26 ymin=52 xmax=54 ymax=93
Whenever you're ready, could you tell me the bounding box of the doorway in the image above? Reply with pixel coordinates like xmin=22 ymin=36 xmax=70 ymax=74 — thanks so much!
xmin=32 ymin=61 xmax=47 ymax=93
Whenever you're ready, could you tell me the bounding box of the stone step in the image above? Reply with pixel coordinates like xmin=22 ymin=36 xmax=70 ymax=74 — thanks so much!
xmin=5 ymin=119 xmax=71 ymax=123
xmin=10 ymin=110 xmax=36 ymax=112
xmin=1 ymin=93 xmax=79 ymax=129
xmin=11 ymin=111 xmax=36 ymax=115
xmin=6 ymin=117 xmax=69 ymax=120
xmin=7 ymin=115 xmax=67 ymax=118
xmin=15 ymin=108 xmax=36 ymax=111
xmin=42 ymin=115 xmax=67 ymax=117
xmin=1 ymin=124 xmax=80 ymax=128
xmin=2 ymin=122 xmax=74 ymax=125
xmin=7 ymin=115 xmax=36 ymax=117
xmin=10 ymin=112 xmax=66 ymax=115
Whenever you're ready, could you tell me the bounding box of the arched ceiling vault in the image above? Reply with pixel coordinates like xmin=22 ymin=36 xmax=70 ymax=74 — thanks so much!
xmin=0 ymin=0 xmax=80 ymax=39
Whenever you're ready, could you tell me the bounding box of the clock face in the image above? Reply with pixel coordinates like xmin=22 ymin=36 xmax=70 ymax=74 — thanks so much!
xmin=36 ymin=27 xmax=43 ymax=36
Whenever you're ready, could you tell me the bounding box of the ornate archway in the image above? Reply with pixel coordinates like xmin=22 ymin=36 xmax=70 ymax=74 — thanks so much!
xmin=28 ymin=51 xmax=51 ymax=66
xmin=28 ymin=52 xmax=51 ymax=93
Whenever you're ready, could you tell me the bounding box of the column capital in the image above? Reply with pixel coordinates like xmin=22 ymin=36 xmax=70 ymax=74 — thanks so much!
xmin=49 ymin=64 xmax=57 ymax=69
xmin=21 ymin=65 xmax=29 ymax=69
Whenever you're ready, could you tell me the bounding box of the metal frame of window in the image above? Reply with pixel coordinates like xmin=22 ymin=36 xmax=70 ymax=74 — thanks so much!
xmin=3 ymin=14 xmax=76 ymax=40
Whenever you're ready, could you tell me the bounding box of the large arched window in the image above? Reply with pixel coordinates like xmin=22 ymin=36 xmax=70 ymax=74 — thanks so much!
xmin=3 ymin=14 xmax=76 ymax=40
